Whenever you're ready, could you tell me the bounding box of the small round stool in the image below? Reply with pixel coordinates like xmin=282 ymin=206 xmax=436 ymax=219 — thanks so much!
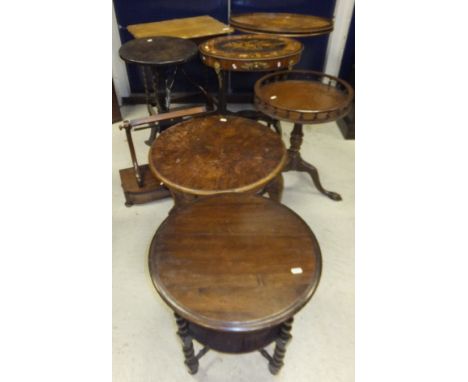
xmin=119 ymin=36 xmax=198 ymax=144
xmin=148 ymin=115 xmax=287 ymax=205
xmin=255 ymin=70 xmax=354 ymax=201
xmin=148 ymin=193 xmax=322 ymax=375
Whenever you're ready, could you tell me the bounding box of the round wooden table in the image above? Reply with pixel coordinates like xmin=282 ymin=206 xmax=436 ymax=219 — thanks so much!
xmin=119 ymin=36 xmax=199 ymax=144
xmin=148 ymin=115 xmax=287 ymax=205
xmin=229 ymin=12 xmax=334 ymax=37
xmin=199 ymin=34 xmax=303 ymax=115
xmin=148 ymin=193 xmax=322 ymax=375
xmin=255 ymin=70 xmax=354 ymax=201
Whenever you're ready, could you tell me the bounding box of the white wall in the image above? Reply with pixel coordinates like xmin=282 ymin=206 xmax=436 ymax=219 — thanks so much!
xmin=324 ymin=0 xmax=355 ymax=76
xmin=112 ymin=4 xmax=130 ymax=104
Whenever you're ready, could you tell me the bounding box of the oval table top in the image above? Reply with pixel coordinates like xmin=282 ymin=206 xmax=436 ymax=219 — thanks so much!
xmin=199 ymin=34 xmax=303 ymax=62
xmin=149 ymin=115 xmax=287 ymax=195
xmin=119 ymin=36 xmax=198 ymax=66
xmin=230 ymin=12 xmax=333 ymax=37
xmin=148 ymin=193 xmax=322 ymax=332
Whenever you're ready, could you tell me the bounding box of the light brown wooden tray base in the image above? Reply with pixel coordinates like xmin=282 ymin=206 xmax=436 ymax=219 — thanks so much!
xmin=119 ymin=165 xmax=171 ymax=207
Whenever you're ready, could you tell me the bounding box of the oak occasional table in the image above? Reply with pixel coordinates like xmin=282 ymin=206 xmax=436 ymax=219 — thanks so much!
xmin=148 ymin=115 xmax=287 ymax=206
xmin=229 ymin=12 xmax=334 ymax=37
xmin=148 ymin=193 xmax=322 ymax=375
xmin=255 ymin=70 xmax=354 ymax=201
xmin=119 ymin=36 xmax=198 ymax=144
xmin=199 ymin=34 xmax=303 ymax=120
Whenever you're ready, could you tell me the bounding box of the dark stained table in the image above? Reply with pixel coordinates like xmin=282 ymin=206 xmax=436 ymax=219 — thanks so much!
xmin=148 ymin=115 xmax=287 ymax=205
xmin=119 ymin=36 xmax=199 ymax=144
xmin=148 ymin=193 xmax=322 ymax=375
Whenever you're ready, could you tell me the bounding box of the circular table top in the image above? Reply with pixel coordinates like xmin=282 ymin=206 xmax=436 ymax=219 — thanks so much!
xmin=149 ymin=115 xmax=287 ymax=195
xmin=199 ymin=34 xmax=303 ymax=62
xmin=119 ymin=36 xmax=198 ymax=66
xmin=255 ymin=70 xmax=354 ymax=124
xmin=149 ymin=193 xmax=322 ymax=332
xmin=230 ymin=12 xmax=333 ymax=37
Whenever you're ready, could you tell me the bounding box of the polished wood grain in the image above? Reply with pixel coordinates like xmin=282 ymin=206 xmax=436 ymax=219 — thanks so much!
xmin=230 ymin=12 xmax=333 ymax=37
xmin=148 ymin=193 xmax=322 ymax=332
xmin=199 ymin=34 xmax=303 ymax=72
xmin=127 ymin=15 xmax=234 ymax=40
xmin=148 ymin=115 xmax=287 ymax=196
xmin=119 ymin=36 xmax=198 ymax=66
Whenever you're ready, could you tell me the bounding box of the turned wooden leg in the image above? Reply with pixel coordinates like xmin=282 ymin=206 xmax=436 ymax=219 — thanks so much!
xmin=175 ymin=313 xmax=199 ymax=375
xmin=264 ymin=174 xmax=284 ymax=202
xmin=268 ymin=318 xmax=293 ymax=375
xmin=284 ymin=123 xmax=342 ymax=201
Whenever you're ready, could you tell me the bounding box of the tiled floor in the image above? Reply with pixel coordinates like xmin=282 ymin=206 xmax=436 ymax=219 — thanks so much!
xmin=112 ymin=105 xmax=354 ymax=382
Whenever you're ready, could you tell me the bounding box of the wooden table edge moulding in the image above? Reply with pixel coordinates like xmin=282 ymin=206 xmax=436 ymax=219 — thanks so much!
xmin=148 ymin=114 xmax=288 ymax=206
xmin=148 ymin=193 xmax=322 ymax=375
xmin=254 ymin=69 xmax=354 ymax=201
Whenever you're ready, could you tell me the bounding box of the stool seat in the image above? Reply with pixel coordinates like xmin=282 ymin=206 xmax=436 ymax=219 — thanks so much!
xmin=148 ymin=193 xmax=322 ymax=332
xmin=119 ymin=36 xmax=198 ymax=66
xmin=149 ymin=115 xmax=287 ymax=196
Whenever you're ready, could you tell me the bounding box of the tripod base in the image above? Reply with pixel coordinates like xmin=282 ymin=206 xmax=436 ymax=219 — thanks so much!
xmin=284 ymin=151 xmax=342 ymax=201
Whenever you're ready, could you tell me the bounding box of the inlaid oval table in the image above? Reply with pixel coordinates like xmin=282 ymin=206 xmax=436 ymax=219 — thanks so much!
xmin=255 ymin=70 xmax=354 ymax=201
xmin=148 ymin=193 xmax=322 ymax=375
xmin=199 ymin=34 xmax=303 ymax=115
xmin=148 ymin=115 xmax=287 ymax=206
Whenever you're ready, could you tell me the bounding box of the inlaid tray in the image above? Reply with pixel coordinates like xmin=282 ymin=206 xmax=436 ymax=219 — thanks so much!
xmin=199 ymin=34 xmax=303 ymax=71
xmin=254 ymin=70 xmax=354 ymax=124
xmin=230 ymin=13 xmax=333 ymax=37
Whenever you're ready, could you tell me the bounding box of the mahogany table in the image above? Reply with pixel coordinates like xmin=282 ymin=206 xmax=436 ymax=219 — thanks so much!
xmin=119 ymin=36 xmax=199 ymax=144
xmin=199 ymin=34 xmax=303 ymax=120
xmin=148 ymin=115 xmax=287 ymax=206
xmin=229 ymin=12 xmax=334 ymax=37
xmin=148 ymin=193 xmax=322 ymax=375
xmin=255 ymin=70 xmax=354 ymax=201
